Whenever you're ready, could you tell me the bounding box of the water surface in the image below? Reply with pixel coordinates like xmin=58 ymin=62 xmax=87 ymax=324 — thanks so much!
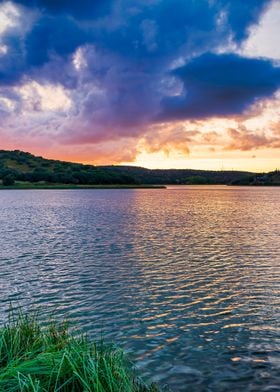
xmin=0 ymin=186 xmax=279 ymax=391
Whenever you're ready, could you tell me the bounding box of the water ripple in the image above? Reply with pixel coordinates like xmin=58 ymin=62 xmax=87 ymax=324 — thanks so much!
xmin=0 ymin=186 xmax=279 ymax=391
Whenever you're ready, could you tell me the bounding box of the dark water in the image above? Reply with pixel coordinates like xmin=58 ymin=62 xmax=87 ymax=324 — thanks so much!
xmin=0 ymin=186 xmax=280 ymax=391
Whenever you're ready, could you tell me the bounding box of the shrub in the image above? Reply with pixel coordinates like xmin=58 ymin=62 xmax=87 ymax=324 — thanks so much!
xmin=2 ymin=175 xmax=15 ymax=186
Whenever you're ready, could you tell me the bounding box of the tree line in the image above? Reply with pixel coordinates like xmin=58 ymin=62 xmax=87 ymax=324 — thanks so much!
xmin=0 ymin=150 xmax=258 ymax=186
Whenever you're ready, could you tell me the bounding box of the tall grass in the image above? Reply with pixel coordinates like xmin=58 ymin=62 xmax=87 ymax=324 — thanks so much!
xmin=0 ymin=311 xmax=159 ymax=392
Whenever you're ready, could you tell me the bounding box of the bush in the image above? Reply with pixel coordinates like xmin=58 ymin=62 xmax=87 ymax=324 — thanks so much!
xmin=2 ymin=175 xmax=15 ymax=186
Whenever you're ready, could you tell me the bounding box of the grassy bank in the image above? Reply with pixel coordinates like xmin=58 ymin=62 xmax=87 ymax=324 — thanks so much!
xmin=0 ymin=183 xmax=166 ymax=190
xmin=0 ymin=312 xmax=159 ymax=391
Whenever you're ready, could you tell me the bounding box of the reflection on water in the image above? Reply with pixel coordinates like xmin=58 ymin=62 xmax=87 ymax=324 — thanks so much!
xmin=0 ymin=186 xmax=280 ymax=391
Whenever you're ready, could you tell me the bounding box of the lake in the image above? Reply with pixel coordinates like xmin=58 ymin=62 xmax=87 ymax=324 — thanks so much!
xmin=0 ymin=186 xmax=279 ymax=391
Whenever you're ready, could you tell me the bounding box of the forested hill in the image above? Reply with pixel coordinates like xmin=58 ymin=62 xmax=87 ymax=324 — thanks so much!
xmin=0 ymin=150 xmax=255 ymax=186
xmin=231 ymin=170 xmax=280 ymax=186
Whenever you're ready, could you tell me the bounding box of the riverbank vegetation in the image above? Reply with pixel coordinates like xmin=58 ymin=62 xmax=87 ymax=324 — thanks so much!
xmin=0 ymin=312 xmax=159 ymax=391
xmin=0 ymin=183 xmax=166 ymax=190
xmin=0 ymin=150 xmax=253 ymax=186
xmin=231 ymin=170 xmax=280 ymax=186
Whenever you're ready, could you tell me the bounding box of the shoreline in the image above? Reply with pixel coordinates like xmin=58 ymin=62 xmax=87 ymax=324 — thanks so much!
xmin=0 ymin=184 xmax=166 ymax=190
xmin=1 ymin=183 xmax=279 ymax=190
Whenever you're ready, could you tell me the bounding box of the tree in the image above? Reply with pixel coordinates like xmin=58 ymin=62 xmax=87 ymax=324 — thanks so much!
xmin=185 ymin=175 xmax=209 ymax=185
xmin=2 ymin=175 xmax=15 ymax=186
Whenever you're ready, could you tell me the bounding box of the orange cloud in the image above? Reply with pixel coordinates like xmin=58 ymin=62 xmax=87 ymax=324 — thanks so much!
xmin=225 ymin=126 xmax=280 ymax=151
xmin=139 ymin=123 xmax=201 ymax=156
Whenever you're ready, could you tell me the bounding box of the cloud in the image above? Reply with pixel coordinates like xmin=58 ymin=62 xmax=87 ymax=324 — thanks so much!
xmin=241 ymin=0 xmax=280 ymax=60
xmin=139 ymin=124 xmax=200 ymax=156
xmin=216 ymin=0 xmax=271 ymax=42
xmin=0 ymin=0 xmax=273 ymax=88
xmin=10 ymin=0 xmax=113 ymax=20
xmin=226 ymin=124 xmax=280 ymax=151
xmin=226 ymin=126 xmax=272 ymax=150
xmin=161 ymin=53 xmax=280 ymax=121
xmin=0 ymin=0 xmax=278 ymax=164
xmin=16 ymin=81 xmax=72 ymax=112
xmin=25 ymin=15 xmax=88 ymax=67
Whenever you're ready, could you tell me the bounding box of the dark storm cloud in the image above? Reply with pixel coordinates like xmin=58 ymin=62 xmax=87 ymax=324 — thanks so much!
xmin=0 ymin=0 xmax=273 ymax=76
xmin=24 ymin=15 xmax=88 ymax=67
xmin=0 ymin=34 xmax=25 ymax=85
xmin=9 ymin=0 xmax=113 ymax=19
xmin=216 ymin=0 xmax=270 ymax=41
xmin=161 ymin=53 xmax=280 ymax=120
xmin=0 ymin=0 xmax=278 ymax=138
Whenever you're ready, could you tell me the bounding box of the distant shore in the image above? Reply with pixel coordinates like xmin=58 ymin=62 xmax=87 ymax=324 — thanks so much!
xmin=1 ymin=183 xmax=280 ymax=190
xmin=0 ymin=183 xmax=166 ymax=190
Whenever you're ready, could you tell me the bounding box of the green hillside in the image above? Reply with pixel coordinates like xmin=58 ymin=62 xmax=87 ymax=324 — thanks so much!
xmin=0 ymin=150 xmax=138 ymax=186
xmin=232 ymin=170 xmax=280 ymax=186
xmin=0 ymin=150 xmax=257 ymax=187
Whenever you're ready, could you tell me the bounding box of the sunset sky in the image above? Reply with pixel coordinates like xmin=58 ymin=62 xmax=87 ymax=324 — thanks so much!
xmin=0 ymin=0 xmax=280 ymax=171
